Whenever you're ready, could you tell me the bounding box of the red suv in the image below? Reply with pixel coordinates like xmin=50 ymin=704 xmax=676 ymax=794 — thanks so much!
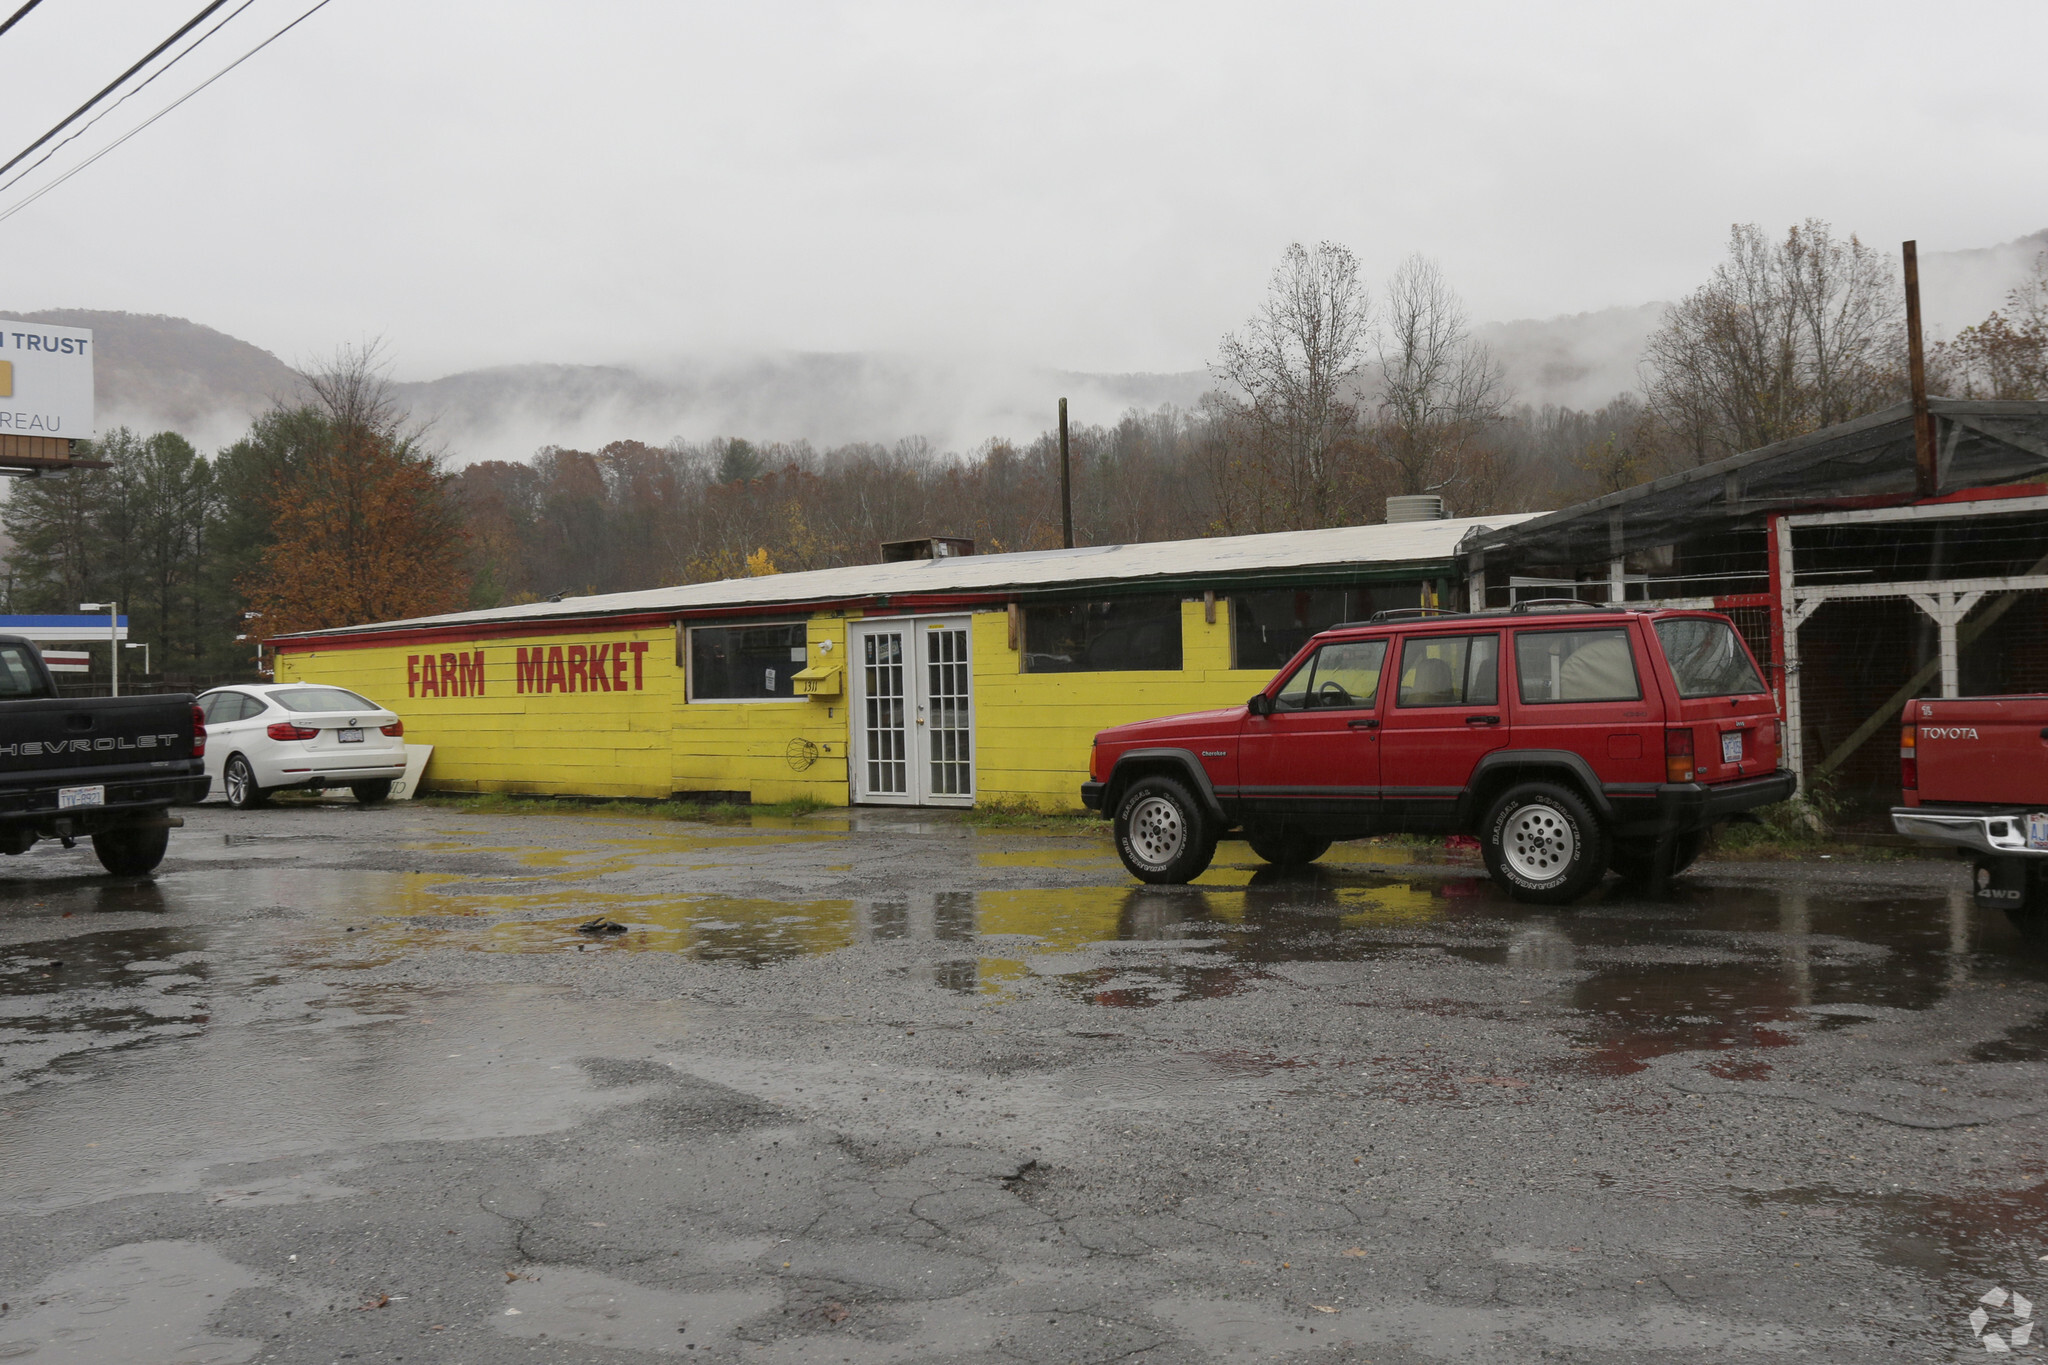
xmin=1081 ymin=603 xmax=1792 ymax=903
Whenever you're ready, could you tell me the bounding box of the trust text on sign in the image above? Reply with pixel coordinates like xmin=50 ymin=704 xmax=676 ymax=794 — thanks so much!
xmin=407 ymin=642 xmax=651 ymax=697
xmin=0 ymin=319 xmax=95 ymax=437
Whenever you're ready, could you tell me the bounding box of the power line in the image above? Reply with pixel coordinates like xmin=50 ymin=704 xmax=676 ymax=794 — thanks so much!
xmin=0 ymin=0 xmax=46 ymax=41
xmin=0 ymin=0 xmax=337 ymax=225
xmin=0 ymin=0 xmax=232 ymax=180
xmin=0 ymin=0 xmax=258 ymax=201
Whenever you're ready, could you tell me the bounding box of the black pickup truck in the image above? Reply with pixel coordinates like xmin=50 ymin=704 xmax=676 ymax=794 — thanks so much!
xmin=0 ymin=635 xmax=210 ymax=875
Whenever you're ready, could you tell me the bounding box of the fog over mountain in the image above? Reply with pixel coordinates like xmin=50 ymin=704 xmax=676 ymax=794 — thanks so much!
xmin=16 ymin=230 xmax=2042 ymax=466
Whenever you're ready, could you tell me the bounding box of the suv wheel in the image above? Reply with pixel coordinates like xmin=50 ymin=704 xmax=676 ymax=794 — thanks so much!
xmin=1113 ymin=776 xmax=1216 ymax=885
xmin=223 ymin=755 xmax=269 ymax=810
xmin=1245 ymin=826 xmax=1332 ymax=867
xmin=1481 ymin=781 xmax=1609 ymax=904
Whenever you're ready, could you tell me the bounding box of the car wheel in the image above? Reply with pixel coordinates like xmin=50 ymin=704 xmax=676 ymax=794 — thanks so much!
xmin=351 ymin=780 xmax=393 ymax=805
xmin=1481 ymin=781 xmax=1609 ymax=904
xmin=1609 ymin=831 xmax=1704 ymax=883
xmin=92 ymin=822 xmax=170 ymax=876
xmin=223 ymin=755 xmax=269 ymax=810
xmin=1245 ymin=826 xmax=1333 ymax=867
xmin=1113 ymin=775 xmax=1216 ymax=885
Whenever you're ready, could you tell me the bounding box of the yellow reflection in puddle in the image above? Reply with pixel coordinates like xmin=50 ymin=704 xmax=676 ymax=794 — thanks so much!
xmin=976 ymin=886 xmax=1133 ymax=950
xmin=976 ymin=848 xmax=1118 ymax=870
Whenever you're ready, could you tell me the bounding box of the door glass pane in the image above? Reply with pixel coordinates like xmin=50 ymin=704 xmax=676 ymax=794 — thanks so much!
xmin=1273 ymin=639 xmax=1387 ymax=711
xmin=863 ymin=633 xmax=907 ymax=795
xmin=925 ymin=626 xmax=971 ymax=796
xmin=1397 ymin=634 xmax=1500 ymax=708
xmin=1515 ymin=628 xmax=1642 ymax=703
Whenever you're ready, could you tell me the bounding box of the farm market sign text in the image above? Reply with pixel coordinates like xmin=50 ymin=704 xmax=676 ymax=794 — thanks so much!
xmin=406 ymin=642 xmax=652 ymax=697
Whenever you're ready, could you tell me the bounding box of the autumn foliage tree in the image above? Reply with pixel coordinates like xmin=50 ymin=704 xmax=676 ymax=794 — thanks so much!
xmin=240 ymin=347 xmax=468 ymax=639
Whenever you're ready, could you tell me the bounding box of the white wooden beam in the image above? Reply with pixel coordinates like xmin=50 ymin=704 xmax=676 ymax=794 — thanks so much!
xmin=1785 ymin=492 xmax=2048 ymax=529
xmin=1792 ymin=573 xmax=2048 ymax=605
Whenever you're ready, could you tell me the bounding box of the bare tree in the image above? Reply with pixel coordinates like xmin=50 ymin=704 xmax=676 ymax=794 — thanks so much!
xmin=1371 ymin=255 xmax=1510 ymax=500
xmin=1212 ymin=241 xmax=1373 ymax=529
xmin=1643 ymin=220 xmax=1901 ymax=465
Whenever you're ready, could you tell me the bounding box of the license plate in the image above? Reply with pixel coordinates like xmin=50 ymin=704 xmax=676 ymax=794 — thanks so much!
xmin=2029 ymin=813 xmax=2048 ymax=850
xmin=338 ymin=729 xmax=364 ymax=743
xmin=1720 ymin=731 xmax=1744 ymax=764
xmin=58 ymin=785 xmax=104 ymax=810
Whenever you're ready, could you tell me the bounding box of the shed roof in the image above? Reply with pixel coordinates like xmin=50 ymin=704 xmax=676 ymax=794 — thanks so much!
xmin=1471 ymin=398 xmax=2048 ymax=567
xmin=280 ymin=513 xmax=1538 ymax=644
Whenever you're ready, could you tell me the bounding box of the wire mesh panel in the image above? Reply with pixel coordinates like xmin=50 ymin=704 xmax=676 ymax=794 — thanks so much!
xmin=923 ymin=625 xmax=972 ymax=797
xmin=862 ymin=631 xmax=908 ymax=796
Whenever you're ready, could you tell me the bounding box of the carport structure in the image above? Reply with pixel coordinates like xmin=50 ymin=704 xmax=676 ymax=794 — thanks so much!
xmin=1462 ymin=399 xmax=2048 ymax=801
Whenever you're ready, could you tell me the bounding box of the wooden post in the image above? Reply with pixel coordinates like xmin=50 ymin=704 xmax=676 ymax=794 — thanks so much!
xmin=1058 ymin=397 xmax=1073 ymax=550
xmin=1904 ymin=240 xmax=1938 ymax=498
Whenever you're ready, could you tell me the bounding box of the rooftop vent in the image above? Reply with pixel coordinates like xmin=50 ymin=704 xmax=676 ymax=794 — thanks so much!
xmin=1385 ymin=494 xmax=1447 ymax=523
xmin=879 ymin=536 xmax=975 ymax=563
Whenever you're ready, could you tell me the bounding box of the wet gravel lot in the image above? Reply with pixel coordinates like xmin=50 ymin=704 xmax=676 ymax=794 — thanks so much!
xmin=2 ymin=802 xmax=2046 ymax=1362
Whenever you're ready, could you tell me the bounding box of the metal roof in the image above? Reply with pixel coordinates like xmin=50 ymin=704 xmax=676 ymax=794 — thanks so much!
xmin=280 ymin=513 xmax=1539 ymax=642
xmin=1471 ymin=398 xmax=2048 ymax=566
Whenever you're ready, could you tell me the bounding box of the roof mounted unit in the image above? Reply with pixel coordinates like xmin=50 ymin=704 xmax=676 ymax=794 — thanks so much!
xmin=880 ymin=536 xmax=975 ymax=563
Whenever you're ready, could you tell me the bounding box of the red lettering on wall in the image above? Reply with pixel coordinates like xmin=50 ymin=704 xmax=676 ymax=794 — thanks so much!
xmin=456 ymin=650 xmax=483 ymax=697
xmin=419 ymin=656 xmax=440 ymax=698
xmin=589 ymin=642 xmax=612 ymax=691
xmin=567 ymin=644 xmax=588 ymax=691
xmin=629 ymin=640 xmax=648 ymax=689
xmin=407 ymin=654 xmax=420 ymax=697
xmin=438 ymin=653 xmax=457 ymax=695
xmin=612 ymin=644 xmax=628 ymax=691
xmin=516 ymin=647 xmax=544 ymax=693
xmin=545 ymin=646 xmax=567 ymax=693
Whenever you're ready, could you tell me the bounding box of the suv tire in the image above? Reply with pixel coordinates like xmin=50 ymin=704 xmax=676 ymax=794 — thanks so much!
xmin=1609 ymin=831 xmax=1704 ymax=884
xmin=1246 ymin=827 xmax=1332 ymax=867
xmin=1481 ymin=781 xmax=1609 ymax=905
xmin=92 ymin=821 xmax=170 ymax=876
xmin=1113 ymin=775 xmax=1216 ymax=885
xmin=351 ymin=780 xmax=394 ymax=805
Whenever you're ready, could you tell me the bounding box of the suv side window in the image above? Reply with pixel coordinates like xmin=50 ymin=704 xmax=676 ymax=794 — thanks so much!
xmin=1514 ymin=628 xmax=1641 ymax=703
xmin=1273 ymin=639 xmax=1388 ymax=711
xmin=1396 ymin=634 xmax=1499 ymax=708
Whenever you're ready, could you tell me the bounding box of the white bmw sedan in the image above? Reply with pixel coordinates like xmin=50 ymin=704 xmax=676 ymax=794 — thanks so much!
xmin=195 ymin=684 xmax=407 ymax=809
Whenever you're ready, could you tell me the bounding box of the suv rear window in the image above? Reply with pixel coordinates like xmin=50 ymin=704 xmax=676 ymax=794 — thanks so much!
xmin=270 ymin=687 xmax=377 ymax=713
xmin=1515 ymin=628 xmax=1641 ymax=703
xmin=1655 ymin=618 xmax=1766 ymax=698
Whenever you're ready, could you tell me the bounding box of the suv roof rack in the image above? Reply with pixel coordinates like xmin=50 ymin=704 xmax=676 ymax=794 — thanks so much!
xmin=1363 ymin=606 xmax=1464 ymax=623
xmin=1506 ymin=598 xmax=1613 ymax=614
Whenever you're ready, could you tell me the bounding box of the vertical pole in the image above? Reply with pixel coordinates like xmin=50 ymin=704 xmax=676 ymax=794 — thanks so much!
xmin=109 ymin=602 xmax=118 ymax=698
xmin=1774 ymin=518 xmax=1803 ymax=790
xmin=1904 ymin=240 xmax=1938 ymax=498
xmin=1058 ymin=397 xmax=1073 ymax=550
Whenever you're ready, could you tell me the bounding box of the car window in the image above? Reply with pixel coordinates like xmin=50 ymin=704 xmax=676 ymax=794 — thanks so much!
xmin=1515 ymin=628 xmax=1642 ymax=703
xmin=1396 ymin=634 xmax=1499 ymax=708
xmin=197 ymin=692 xmax=229 ymax=722
xmin=1272 ymin=639 xmax=1387 ymax=712
xmin=1655 ymin=618 xmax=1767 ymax=698
xmin=269 ymin=687 xmax=377 ymax=713
xmin=0 ymin=644 xmax=45 ymax=698
xmin=235 ymin=694 xmax=269 ymax=721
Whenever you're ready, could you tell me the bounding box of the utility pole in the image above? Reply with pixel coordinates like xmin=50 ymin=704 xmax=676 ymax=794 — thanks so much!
xmin=1058 ymin=397 xmax=1073 ymax=549
xmin=1903 ymin=240 xmax=1938 ymax=499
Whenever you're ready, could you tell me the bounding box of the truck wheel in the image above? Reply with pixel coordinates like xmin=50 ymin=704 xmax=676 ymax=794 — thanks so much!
xmin=1246 ymin=826 xmax=1332 ymax=867
xmin=224 ymin=755 xmax=269 ymax=810
xmin=1609 ymin=831 xmax=1704 ymax=884
xmin=1975 ymin=857 xmax=2048 ymax=933
xmin=92 ymin=822 xmax=170 ymax=876
xmin=1113 ymin=775 xmax=1216 ymax=885
xmin=351 ymin=780 xmax=393 ymax=805
xmin=1481 ymin=781 xmax=1609 ymax=905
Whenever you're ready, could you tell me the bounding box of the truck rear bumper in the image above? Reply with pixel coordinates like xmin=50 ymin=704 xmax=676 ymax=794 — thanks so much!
xmin=1891 ymin=807 xmax=2048 ymax=859
xmin=1611 ymin=770 xmax=1797 ymax=837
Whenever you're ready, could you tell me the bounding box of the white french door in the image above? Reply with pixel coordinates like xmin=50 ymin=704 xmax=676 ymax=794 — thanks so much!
xmin=849 ymin=616 xmax=974 ymax=807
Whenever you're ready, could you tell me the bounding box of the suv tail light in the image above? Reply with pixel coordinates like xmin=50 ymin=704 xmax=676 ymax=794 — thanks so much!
xmin=380 ymin=719 xmax=404 ymax=738
xmin=267 ymin=721 xmax=319 ymax=741
xmin=1900 ymin=723 xmax=1917 ymax=790
xmin=191 ymin=703 xmax=207 ymax=758
xmin=1665 ymin=727 xmax=1695 ymax=783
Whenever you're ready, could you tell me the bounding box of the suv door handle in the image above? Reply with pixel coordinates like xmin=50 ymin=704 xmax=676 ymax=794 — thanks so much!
xmin=1465 ymin=715 xmax=1501 ymax=725
xmin=1347 ymin=718 xmax=1379 ymax=729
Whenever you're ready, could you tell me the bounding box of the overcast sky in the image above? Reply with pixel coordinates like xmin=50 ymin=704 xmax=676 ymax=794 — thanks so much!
xmin=4 ymin=0 xmax=2043 ymax=380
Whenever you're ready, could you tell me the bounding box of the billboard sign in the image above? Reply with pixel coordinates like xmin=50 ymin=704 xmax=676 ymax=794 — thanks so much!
xmin=0 ymin=320 xmax=93 ymax=440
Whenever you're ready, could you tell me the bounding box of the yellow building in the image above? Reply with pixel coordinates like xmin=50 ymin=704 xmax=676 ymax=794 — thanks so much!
xmin=273 ymin=516 xmax=1530 ymax=810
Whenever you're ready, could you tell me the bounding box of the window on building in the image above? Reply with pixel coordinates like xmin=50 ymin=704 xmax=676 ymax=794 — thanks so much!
xmin=689 ymin=622 xmax=808 ymax=700
xmin=1230 ymin=584 xmax=1436 ymax=671
xmin=1396 ymin=634 xmax=1499 ymax=708
xmin=1273 ymin=639 xmax=1388 ymax=711
xmin=1022 ymin=596 xmax=1183 ymax=673
xmin=1514 ymin=628 xmax=1642 ymax=703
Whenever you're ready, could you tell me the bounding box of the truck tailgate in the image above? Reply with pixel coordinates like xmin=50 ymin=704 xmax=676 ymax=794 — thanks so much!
xmin=0 ymin=695 xmax=198 ymax=788
xmin=1913 ymin=695 xmax=2048 ymax=807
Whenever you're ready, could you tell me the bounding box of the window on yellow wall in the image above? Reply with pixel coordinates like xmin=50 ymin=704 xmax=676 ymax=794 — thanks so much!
xmin=688 ymin=622 xmax=808 ymax=700
xmin=1229 ymin=583 xmax=1433 ymax=671
xmin=1021 ymin=595 xmax=1182 ymax=673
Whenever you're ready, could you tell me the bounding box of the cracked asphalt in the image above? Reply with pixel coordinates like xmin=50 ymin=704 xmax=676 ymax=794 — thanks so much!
xmin=2 ymin=801 xmax=2046 ymax=1362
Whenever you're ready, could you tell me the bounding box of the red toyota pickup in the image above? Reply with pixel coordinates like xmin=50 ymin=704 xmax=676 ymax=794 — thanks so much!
xmin=1081 ymin=603 xmax=1793 ymax=903
xmin=1891 ymin=695 xmax=2048 ymax=925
